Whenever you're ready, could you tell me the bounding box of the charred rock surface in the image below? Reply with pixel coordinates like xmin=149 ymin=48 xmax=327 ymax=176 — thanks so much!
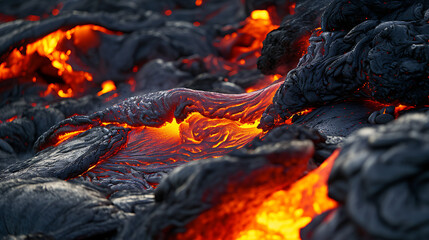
xmin=301 ymin=112 xmax=429 ymax=240
xmin=0 ymin=178 xmax=126 ymax=240
xmin=260 ymin=0 xmax=429 ymax=130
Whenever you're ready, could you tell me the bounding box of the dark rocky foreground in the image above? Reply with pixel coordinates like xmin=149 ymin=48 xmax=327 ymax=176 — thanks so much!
xmin=0 ymin=0 xmax=428 ymax=239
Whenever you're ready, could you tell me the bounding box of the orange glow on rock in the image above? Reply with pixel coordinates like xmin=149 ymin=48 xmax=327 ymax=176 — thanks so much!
xmin=97 ymin=80 xmax=117 ymax=96
xmin=0 ymin=116 xmax=18 ymax=123
xmin=55 ymin=130 xmax=86 ymax=146
xmin=0 ymin=24 xmax=121 ymax=98
xmin=284 ymin=108 xmax=314 ymax=125
xmin=195 ymin=0 xmax=203 ymax=6
xmin=52 ymin=9 xmax=60 ymax=16
xmin=290 ymin=3 xmax=297 ymax=15
xmin=364 ymin=100 xmax=417 ymax=118
xmin=25 ymin=15 xmax=40 ymax=21
xmin=246 ymin=74 xmax=282 ymax=93
xmin=58 ymin=88 xmax=73 ymax=98
xmin=226 ymin=9 xmax=278 ymax=59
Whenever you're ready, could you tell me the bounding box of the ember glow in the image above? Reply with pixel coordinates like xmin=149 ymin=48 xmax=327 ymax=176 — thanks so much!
xmin=0 ymin=24 xmax=121 ymax=98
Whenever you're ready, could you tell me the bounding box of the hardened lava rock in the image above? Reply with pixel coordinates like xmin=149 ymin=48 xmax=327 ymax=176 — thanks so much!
xmin=257 ymin=0 xmax=332 ymax=75
xmin=2 ymin=126 xmax=128 ymax=180
xmin=0 ymin=178 xmax=126 ymax=240
xmin=260 ymin=0 xmax=429 ymax=130
xmin=301 ymin=112 xmax=429 ymax=240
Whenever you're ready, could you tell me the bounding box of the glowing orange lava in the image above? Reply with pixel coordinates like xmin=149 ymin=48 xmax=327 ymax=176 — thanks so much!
xmin=364 ymin=100 xmax=417 ymax=118
xmin=246 ymin=74 xmax=282 ymax=93
xmin=0 ymin=116 xmax=17 ymax=123
xmin=251 ymin=10 xmax=270 ymax=20
xmin=236 ymin=151 xmax=339 ymax=240
xmin=0 ymin=24 xmax=121 ymax=98
xmin=52 ymin=82 xmax=283 ymax=150
xmin=43 ymin=83 xmax=288 ymax=182
xmin=97 ymin=80 xmax=117 ymax=96
xmin=55 ymin=130 xmax=86 ymax=146
xmin=174 ymin=150 xmax=339 ymax=240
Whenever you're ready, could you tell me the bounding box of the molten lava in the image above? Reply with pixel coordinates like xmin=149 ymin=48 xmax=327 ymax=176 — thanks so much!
xmin=79 ymin=111 xmax=264 ymax=179
xmin=29 ymin=81 xmax=311 ymax=188
xmin=56 ymin=130 xmax=86 ymax=146
xmin=236 ymin=151 xmax=339 ymax=240
xmin=97 ymin=80 xmax=117 ymax=96
xmin=174 ymin=151 xmax=339 ymax=240
xmin=0 ymin=24 xmax=121 ymax=98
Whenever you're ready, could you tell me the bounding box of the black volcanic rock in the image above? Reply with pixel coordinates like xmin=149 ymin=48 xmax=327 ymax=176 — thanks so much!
xmin=301 ymin=112 xmax=429 ymax=240
xmin=2 ymin=126 xmax=128 ymax=180
xmin=260 ymin=1 xmax=429 ymax=130
xmin=0 ymin=178 xmax=125 ymax=240
xmin=257 ymin=0 xmax=332 ymax=75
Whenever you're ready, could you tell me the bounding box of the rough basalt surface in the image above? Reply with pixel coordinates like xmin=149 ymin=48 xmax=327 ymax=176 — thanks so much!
xmin=301 ymin=111 xmax=429 ymax=240
xmin=0 ymin=178 xmax=125 ymax=240
xmin=257 ymin=0 xmax=332 ymax=75
xmin=260 ymin=0 xmax=429 ymax=130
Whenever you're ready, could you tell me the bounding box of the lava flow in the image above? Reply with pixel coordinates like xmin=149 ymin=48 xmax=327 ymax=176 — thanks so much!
xmin=35 ymin=82 xmax=306 ymax=185
xmin=0 ymin=24 xmax=121 ymax=98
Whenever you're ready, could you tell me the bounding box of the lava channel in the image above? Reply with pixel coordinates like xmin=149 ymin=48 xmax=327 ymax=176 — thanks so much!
xmin=34 ymin=82 xmax=313 ymax=188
